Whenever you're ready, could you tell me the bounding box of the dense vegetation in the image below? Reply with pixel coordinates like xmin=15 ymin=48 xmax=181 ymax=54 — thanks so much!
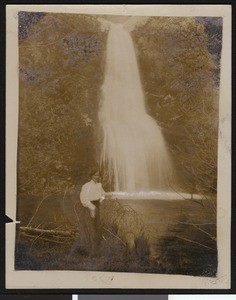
xmin=18 ymin=12 xmax=107 ymax=195
xmin=132 ymin=17 xmax=222 ymax=195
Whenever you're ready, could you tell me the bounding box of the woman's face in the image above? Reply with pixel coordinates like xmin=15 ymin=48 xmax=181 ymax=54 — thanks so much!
xmin=92 ymin=172 xmax=100 ymax=183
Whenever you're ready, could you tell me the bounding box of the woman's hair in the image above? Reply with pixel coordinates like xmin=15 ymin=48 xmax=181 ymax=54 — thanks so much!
xmin=89 ymin=169 xmax=100 ymax=178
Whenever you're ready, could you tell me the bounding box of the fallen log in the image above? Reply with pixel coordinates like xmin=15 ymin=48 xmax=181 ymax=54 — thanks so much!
xmin=20 ymin=226 xmax=76 ymax=237
xmin=21 ymin=232 xmax=73 ymax=245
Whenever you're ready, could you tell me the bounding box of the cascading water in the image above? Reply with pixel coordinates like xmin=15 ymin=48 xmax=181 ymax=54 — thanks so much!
xmin=99 ymin=23 xmax=174 ymax=193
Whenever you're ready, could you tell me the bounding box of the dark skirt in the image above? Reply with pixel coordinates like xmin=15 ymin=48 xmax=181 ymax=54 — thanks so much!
xmin=69 ymin=199 xmax=102 ymax=257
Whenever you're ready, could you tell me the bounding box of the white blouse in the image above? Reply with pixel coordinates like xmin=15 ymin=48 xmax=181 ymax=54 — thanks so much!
xmin=80 ymin=180 xmax=105 ymax=211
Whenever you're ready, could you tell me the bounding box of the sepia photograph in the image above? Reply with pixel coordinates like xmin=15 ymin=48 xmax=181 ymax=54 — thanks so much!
xmin=6 ymin=5 xmax=231 ymax=289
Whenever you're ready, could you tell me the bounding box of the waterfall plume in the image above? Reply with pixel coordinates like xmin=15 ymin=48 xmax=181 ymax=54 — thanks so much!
xmin=99 ymin=23 xmax=174 ymax=192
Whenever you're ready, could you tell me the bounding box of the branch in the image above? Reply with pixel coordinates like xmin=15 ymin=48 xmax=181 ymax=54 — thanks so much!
xmin=176 ymin=221 xmax=216 ymax=240
xmin=21 ymin=232 xmax=72 ymax=245
xmin=103 ymin=226 xmax=126 ymax=246
xmin=27 ymin=191 xmax=60 ymax=227
xmin=20 ymin=226 xmax=75 ymax=237
xmin=175 ymin=235 xmax=216 ymax=251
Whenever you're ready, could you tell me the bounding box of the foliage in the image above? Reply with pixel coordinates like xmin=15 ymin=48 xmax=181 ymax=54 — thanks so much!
xmin=18 ymin=12 xmax=108 ymax=195
xmin=132 ymin=17 xmax=221 ymax=195
xmin=101 ymin=199 xmax=150 ymax=256
xmin=196 ymin=17 xmax=222 ymax=85
xmin=19 ymin=11 xmax=46 ymax=40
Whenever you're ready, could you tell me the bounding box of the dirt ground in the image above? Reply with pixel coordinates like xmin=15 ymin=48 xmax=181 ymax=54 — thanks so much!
xmin=15 ymin=195 xmax=217 ymax=276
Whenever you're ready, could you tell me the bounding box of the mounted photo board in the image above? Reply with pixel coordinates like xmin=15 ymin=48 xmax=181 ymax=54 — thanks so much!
xmin=5 ymin=4 xmax=231 ymax=290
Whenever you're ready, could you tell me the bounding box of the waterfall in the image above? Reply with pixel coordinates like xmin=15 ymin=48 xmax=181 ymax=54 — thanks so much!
xmin=99 ymin=23 xmax=174 ymax=193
